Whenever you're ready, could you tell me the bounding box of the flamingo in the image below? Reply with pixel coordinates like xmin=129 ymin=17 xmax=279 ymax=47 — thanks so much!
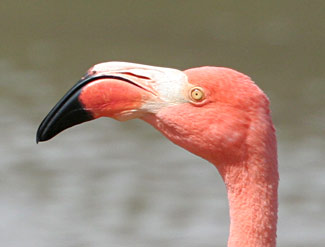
xmin=37 ymin=62 xmax=278 ymax=247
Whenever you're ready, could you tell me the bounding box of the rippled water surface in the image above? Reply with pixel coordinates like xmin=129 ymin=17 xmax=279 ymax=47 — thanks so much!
xmin=1 ymin=1 xmax=324 ymax=246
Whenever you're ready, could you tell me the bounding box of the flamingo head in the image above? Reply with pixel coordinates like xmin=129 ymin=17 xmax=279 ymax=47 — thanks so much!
xmin=37 ymin=62 xmax=270 ymax=164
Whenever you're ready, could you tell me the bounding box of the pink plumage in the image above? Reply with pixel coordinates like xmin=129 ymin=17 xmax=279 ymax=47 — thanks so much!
xmin=37 ymin=62 xmax=278 ymax=247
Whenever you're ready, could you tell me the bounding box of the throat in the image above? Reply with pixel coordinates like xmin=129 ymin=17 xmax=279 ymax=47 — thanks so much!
xmin=217 ymin=157 xmax=278 ymax=247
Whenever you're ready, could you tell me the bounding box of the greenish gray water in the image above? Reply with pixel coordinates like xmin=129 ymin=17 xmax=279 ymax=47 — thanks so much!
xmin=0 ymin=1 xmax=324 ymax=246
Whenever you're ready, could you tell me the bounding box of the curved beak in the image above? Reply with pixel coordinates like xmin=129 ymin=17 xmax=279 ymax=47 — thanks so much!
xmin=36 ymin=62 xmax=188 ymax=143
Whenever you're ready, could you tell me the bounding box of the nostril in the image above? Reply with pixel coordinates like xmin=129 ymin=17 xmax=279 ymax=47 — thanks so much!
xmin=120 ymin=72 xmax=151 ymax=80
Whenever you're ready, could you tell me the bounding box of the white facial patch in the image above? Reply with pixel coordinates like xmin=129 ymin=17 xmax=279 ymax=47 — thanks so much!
xmin=91 ymin=62 xmax=190 ymax=113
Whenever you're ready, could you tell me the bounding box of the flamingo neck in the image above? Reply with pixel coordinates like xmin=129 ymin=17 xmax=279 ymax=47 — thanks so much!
xmin=216 ymin=153 xmax=278 ymax=247
xmin=142 ymin=108 xmax=278 ymax=246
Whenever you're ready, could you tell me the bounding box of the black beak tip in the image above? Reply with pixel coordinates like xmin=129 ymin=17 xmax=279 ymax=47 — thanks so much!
xmin=36 ymin=125 xmax=45 ymax=143
xmin=36 ymin=127 xmax=50 ymax=144
xmin=36 ymin=87 xmax=94 ymax=144
xmin=36 ymin=74 xmax=121 ymax=144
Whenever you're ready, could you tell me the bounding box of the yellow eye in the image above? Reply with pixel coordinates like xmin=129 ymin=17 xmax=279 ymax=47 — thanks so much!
xmin=190 ymin=87 xmax=205 ymax=102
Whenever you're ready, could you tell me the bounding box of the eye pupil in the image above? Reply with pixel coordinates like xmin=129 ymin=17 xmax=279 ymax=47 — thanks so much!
xmin=190 ymin=87 xmax=205 ymax=102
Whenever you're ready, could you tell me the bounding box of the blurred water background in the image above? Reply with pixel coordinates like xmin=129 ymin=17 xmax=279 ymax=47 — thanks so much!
xmin=0 ymin=1 xmax=324 ymax=246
